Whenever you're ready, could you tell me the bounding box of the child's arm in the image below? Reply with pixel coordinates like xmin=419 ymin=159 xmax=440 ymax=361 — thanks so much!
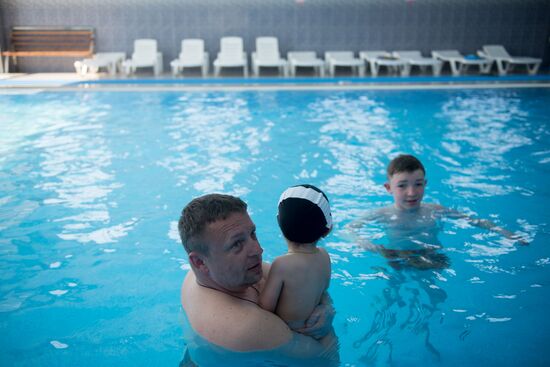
xmin=347 ymin=209 xmax=380 ymax=230
xmin=470 ymin=218 xmax=528 ymax=245
xmin=443 ymin=206 xmax=529 ymax=245
xmin=345 ymin=210 xmax=381 ymax=250
xmin=258 ymin=258 xmax=285 ymax=313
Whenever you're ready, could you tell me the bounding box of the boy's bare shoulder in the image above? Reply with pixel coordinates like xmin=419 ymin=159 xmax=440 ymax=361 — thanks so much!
xmin=423 ymin=203 xmax=445 ymax=211
xmin=269 ymin=254 xmax=302 ymax=276
xmin=272 ymin=249 xmax=328 ymax=272
xmin=422 ymin=203 xmax=461 ymax=217
xmin=318 ymin=247 xmax=329 ymax=256
xmin=348 ymin=207 xmax=388 ymax=228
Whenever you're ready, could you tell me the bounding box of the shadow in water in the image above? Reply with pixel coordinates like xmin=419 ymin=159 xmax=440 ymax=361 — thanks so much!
xmin=353 ymin=262 xmax=448 ymax=366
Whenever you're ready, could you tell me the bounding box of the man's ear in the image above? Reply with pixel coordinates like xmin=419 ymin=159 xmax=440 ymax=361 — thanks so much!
xmin=189 ymin=252 xmax=208 ymax=274
xmin=384 ymin=182 xmax=391 ymax=193
xmin=424 ymin=179 xmax=428 ymax=186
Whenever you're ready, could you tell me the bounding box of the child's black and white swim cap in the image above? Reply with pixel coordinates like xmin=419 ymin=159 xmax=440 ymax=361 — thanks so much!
xmin=277 ymin=184 xmax=332 ymax=244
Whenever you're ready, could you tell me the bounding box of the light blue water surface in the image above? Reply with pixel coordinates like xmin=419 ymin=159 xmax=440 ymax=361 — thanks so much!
xmin=0 ymin=88 xmax=549 ymax=366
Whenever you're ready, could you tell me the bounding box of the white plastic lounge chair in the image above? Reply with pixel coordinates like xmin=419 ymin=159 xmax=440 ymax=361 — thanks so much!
xmin=213 ymin=37 xmax=248 ymax=77
xmin=478 ymin=45 xmax=541 ymax=76
xmin=74 ymin=52 xmax=126 ymax=76
xmin=393 ymin=51 xmax=442 ymax=76
xmin=251 ymin=37 xmax=287 ymax=77
xmin=324 ymin=51 xmax=365 ymax=77
xmin=359 ymin=51 xmax=407 ymax=77
xmin=122 ymin=39 xmax=163 ymax=76
xmin=287 ymin=51 xmax=325 ymax=77
xmin=170 ymin=39 xmax=209 ymax=77
xmin=432 ymin=50 xmax=492 ymax=76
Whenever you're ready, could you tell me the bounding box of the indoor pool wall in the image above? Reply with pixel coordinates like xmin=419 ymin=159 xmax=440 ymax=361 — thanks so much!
xmin=0 ymin=86 xmax=549 ymax=366
xmin=2 ymin=0 xmax=549 ymax=72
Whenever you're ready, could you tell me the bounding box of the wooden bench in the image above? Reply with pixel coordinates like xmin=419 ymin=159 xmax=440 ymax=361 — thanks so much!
xmin=1 ymin=27 xmax=94 ymax=72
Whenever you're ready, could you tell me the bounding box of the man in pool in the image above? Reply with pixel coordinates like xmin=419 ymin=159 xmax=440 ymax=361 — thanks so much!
xmin=349 ymin=154 xmax=528 ymax=270
xmin=178 ymin=193 xmax=339 ymax=366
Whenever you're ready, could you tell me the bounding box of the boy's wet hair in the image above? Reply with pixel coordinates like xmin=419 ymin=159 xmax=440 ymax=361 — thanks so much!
xmin=178 ymin=194 xmax=247 ymax=255
xmin=387 ymin=154 xmax=425 ymax=178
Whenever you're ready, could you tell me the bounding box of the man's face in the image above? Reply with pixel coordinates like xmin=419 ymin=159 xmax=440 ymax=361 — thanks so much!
xmin=201 ymin=211 xmax=263 ymax=292
xmin=384 ymin=169 xmax=426 ymax=211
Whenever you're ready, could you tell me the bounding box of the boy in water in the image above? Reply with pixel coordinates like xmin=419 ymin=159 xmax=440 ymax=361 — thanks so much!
xmin=350 ymin=154 xmax=527 ymax=270
xmin=259 ymin=184 xmax=333 ymax=334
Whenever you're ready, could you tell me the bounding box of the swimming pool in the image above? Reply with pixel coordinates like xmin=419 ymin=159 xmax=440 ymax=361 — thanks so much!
xmin=1 ymin=86 xmax=549 ymax=366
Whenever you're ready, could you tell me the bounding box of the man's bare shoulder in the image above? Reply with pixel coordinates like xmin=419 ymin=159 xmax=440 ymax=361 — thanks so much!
xmin=181 ymin=272 xmax=291 ymax=352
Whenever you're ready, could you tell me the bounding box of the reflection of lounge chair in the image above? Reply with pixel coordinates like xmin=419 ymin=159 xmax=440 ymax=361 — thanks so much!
xmin=170 ymin=39 xmax=209 ymax=77
xmin=287 ymin=51 xmax=325 ymax=77
xmin=359 ymin=51 xmax=407 ymax=77
xmin=251 ymin=37 xmax=287 ymax=77
xmin=213 ymin=37 xmax=248 ymax=77
xmin=393 ymin=50 xmax=442 ymax=76
xmin=478 ymin=45 xmax=541 ymax=76
xmin=432 ymin=50 xmax=492 ymax=76
xmin=122 ymin=39 xmax=163 ymax=75
xmin=324 ymin=51 xmax=365 ymax=77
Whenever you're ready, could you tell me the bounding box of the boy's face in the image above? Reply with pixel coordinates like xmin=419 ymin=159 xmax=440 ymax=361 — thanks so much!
xmin=384 ymin=169 xmax=426 ymax=211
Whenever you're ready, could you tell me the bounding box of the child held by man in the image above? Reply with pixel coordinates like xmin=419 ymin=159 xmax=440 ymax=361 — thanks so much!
xmin=259 ymin=184 xmax=333 ymax=333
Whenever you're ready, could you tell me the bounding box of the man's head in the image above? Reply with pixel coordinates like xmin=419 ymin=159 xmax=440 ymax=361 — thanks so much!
xmin=277 ymin=184 xmax=332 ymax=245
xmin=384 ymin=154 xmax=427 ymax=211
xmin=178 ymin=194 xmax=263 ymax=291
xmin=178 ymin=193 xmax=247 ymax=255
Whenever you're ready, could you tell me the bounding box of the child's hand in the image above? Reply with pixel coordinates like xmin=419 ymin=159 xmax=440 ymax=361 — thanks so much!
xmin=498 ymin=228 xmax=530 ymax=246
xmin=509 ymin=233 xmax=530 ymax=246
xmin=348 ymin=221 xmax=363 ymax=229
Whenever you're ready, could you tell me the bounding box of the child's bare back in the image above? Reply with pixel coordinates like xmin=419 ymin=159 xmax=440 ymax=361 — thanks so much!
xmin=261 ymin=245 xmax=331 ymax=329
xmin=259 ymin=184 xmax=333 ymax=331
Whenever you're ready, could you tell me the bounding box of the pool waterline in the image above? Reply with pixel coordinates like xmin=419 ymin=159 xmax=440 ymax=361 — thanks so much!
xmin=1 ymin=72 xmax=550 ymax=90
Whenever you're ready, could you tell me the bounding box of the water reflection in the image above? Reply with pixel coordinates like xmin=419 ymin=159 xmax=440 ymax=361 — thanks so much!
xmin=439 ymin=91 xmax=532 ymax=198
xmin=0 ymin=94 xmax=127 ymax=244
xmin=438 ymin=90 xmax=539 ymax=272
xmin=162 ymin=93 xmax=269 ymax=196
xmin=307 ymin=95 xmax=396 ymax=198
xmin=31 ymin=97 xmax=127 ymax=244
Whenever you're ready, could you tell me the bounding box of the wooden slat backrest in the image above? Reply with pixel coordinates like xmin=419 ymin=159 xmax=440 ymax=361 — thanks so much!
xmin=4 ymin=27 xmax=94 ymax=55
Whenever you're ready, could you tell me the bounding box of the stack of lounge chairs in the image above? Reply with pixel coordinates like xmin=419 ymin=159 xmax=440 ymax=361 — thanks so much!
xmin=74 ymin=38 xmax=543 ymax=78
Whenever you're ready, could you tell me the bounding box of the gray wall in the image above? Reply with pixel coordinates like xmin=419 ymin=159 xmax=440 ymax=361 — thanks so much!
xmin=1 ymin=0 xmax=549 ymax=73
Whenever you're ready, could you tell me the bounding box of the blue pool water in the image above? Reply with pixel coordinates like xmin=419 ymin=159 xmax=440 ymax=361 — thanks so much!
xmin=1 ymin=87 xmax=549 ymax=366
